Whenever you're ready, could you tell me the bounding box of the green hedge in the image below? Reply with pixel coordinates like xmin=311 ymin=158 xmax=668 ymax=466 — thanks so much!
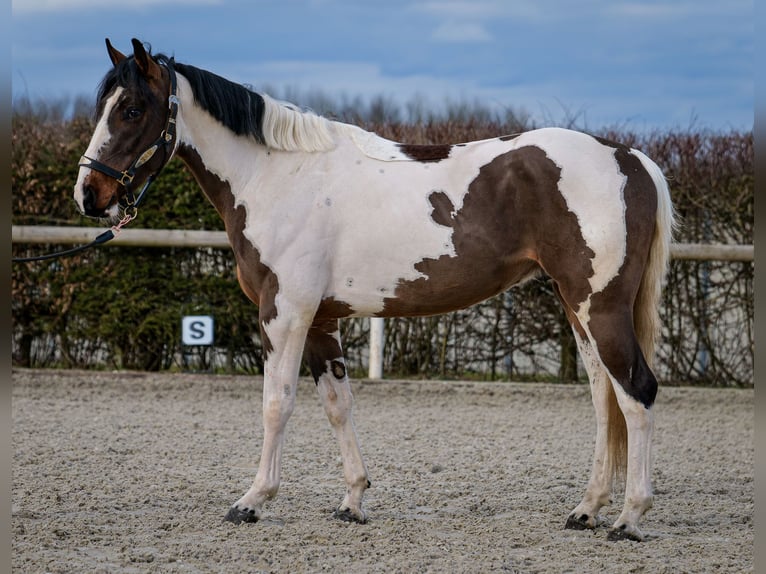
xmin=12 ymin=107 xmax=753 ymax=386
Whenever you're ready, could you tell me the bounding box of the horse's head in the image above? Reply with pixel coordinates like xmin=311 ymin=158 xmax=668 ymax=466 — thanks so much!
xmin=74 ymin=38 xmax=178 ymax=220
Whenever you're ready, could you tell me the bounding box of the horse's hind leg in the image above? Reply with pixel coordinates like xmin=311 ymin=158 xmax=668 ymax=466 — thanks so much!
xmin=565 ymin=329 xmax=623 ymax=531
xmin=554 ymin=282 xmax=655 ymax=541
xmin=553 ymin=286 xmax=620 ymax=531
xmin=305 ymin=319 xmax=370 ymax=523
xmin=580 ymin=303 xmax=656 ymax=542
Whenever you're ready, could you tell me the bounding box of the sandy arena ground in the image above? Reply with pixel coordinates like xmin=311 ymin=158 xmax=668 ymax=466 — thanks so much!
xmin=12 ymin=369 xmax=753 ymax=573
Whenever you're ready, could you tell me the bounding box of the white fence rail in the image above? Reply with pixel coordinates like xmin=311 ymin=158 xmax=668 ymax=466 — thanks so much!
xmin=11 ymin=225 xmax=755 ymax=262
xmin=12 ymin=225 xmax=231 ymax=249
xmin=13 ymin=225 xmax=754 ymax=379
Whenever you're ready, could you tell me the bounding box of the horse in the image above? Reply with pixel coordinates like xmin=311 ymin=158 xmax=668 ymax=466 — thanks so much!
xmin=74 ymin=38 xmax=674 ymax=542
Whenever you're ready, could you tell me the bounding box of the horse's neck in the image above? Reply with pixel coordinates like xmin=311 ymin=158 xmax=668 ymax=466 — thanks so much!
xmin=173 ymin=82 xmax=271 ymax=219
xmin=177 ymin=99 xmax=256 ymax=179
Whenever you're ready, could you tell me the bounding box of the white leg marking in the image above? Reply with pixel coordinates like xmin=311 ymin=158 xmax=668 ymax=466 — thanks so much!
xmin=316 ymin=356 xmax=370 ymax=522
xmin=231 ymin=314 xmax=310 ymax=520
xmin=568 ymin=332 xmax=613 ymax=529
xmin=610 ymin=380 xmax=654 ymax=541
xmin=567 ymin=313 xmax=652 ymax=540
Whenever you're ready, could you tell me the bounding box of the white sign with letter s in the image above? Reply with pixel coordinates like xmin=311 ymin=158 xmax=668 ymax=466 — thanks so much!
xmin=182 ymin=315 xmax=214 ymax=346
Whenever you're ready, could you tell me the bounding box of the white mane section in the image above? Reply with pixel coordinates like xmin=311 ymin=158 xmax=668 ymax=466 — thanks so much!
xmin=260 ymin=94 xmax=336 ymax=153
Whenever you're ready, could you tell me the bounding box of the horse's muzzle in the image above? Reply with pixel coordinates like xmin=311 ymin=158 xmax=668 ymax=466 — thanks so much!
xmin=76 ymin=180 xmax=119 ymax=219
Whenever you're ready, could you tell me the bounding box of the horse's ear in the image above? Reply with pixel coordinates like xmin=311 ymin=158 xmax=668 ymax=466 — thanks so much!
xmin=105 ymin=38 xmax=126 ymax=67
xmin=131 ymin=38 xmax=161 ymax=81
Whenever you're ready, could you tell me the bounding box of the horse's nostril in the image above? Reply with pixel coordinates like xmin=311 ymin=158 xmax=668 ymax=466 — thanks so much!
xmin=83 ymin=184 xmax=96 ymax=213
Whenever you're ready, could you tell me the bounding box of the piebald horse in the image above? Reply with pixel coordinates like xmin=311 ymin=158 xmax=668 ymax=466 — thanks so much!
xmin=74 ymin=39 xmax=674 ymax=542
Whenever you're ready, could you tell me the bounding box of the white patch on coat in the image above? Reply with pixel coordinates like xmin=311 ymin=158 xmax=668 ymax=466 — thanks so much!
xmin=73 ymin=87 xmax=123 ymax=211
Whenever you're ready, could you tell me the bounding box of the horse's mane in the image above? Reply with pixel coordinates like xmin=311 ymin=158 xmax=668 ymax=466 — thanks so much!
xmin=97 ymin=49 xmax=335 ymax=153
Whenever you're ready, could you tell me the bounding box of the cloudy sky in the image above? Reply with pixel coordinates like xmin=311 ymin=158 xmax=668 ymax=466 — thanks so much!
xmin=11 ymin=0 xmax=753 ymax=132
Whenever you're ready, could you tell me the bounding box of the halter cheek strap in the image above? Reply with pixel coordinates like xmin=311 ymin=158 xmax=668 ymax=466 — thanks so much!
xmin=79 ymin=59 xmax=179 ymax=215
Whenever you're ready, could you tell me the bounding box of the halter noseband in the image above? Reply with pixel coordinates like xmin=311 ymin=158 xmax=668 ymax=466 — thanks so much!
xmin=78 ymin=58 xmax=179 ymax=217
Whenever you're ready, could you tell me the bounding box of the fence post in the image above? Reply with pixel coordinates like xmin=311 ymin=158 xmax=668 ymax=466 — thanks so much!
xmin=368 ymin=317 xmax=385 ymax=379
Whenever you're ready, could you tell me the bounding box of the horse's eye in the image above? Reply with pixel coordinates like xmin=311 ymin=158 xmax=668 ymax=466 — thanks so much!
xmin=124 ymin=107 xmax=143 ymax=120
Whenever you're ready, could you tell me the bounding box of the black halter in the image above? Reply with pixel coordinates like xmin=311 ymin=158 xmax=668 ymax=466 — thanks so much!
xmin=13 ymin=59 xmax=179 ymax=263
xmin=78 ymin=58 xmax=180 ymax=216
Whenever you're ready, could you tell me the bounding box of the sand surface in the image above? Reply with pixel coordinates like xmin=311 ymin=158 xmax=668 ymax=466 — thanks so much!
xmin=12 ymin=369 xmax=753 ymax=573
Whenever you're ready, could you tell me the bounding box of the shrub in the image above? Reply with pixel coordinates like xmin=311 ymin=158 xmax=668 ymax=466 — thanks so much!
xmin=11 ymin=100 xmax=753 ymax=386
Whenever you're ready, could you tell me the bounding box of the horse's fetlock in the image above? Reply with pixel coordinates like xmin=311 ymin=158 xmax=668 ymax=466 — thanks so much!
xmin=352 ymin=475 xmax=370 ymax=490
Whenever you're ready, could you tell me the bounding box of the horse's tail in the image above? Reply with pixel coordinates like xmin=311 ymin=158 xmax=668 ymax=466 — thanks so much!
xmin=607 ymin=150 xmax=674 ymax=482
xmin=632 ymin=150 xmax=675 ymax=370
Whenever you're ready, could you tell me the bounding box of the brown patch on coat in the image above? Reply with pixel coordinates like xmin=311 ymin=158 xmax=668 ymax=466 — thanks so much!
xmin=304 ymin=319 xmax=345 ymax=383
xmin=427 ymin=190 xmax=456 ymax=227
xmin=177 ymin=144 xmax=280 ymax=357
xmin=315 ymin=296 xmax=355 ymax=322
xmin=398 ymin=144 xmax=452 ymax=162
xmin=381 ymin=146 xmax=594 ymax=316
xmin=551 ymin=283 xmax=588 ymax=341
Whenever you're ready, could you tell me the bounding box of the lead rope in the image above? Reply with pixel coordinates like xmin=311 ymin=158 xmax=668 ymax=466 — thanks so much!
xmin=12 ymin=209 xmax=137 ymax=263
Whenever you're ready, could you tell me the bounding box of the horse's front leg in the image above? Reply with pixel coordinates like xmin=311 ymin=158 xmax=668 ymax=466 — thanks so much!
xmin=305 ymin=319 xmax=370 ymax=523
xmin=224 ymin=310 xmax=311 ymax=524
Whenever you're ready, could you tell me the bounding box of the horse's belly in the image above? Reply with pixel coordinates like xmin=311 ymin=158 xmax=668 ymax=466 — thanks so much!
xmin=327 ymin=250 xmax=540 ymax=318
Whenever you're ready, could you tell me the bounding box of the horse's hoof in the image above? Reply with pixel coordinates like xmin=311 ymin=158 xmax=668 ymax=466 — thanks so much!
xmin=565 ymin=513 xmax=593 ymax=531
xmin=223 ymin=506 xmax=259 ymax=525
xmin=333 ymin=508 xmax=367 ymax=524
xmin=606 ymin=524 xmax=643 ymax=542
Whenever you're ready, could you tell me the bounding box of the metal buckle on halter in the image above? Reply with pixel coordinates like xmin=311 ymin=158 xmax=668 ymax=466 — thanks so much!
xmin=116 ymin=171 xmax=135 ymax=187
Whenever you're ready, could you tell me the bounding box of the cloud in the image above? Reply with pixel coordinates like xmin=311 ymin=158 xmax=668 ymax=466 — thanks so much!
xmin=234 ymin=60 xmax=461 ymax=100
xmin=431 ymin=21 xmax=492 ymax=43
xmin=409 ymin=1 xmax=515 ymax=44
xmin=607 ymin=0 xmax=752 ymax=20
xmin=413 ymin=1 xmax=516 ymax=19
xmin=10 ymin=0 xmax=753 ymax=131
xmin=224 ymin=59 xmax=599 ymax=125
xmin=225 ymin=57 xmax=752 ymax=132
xmin=13 ymin=0 xmax=220 ymax=14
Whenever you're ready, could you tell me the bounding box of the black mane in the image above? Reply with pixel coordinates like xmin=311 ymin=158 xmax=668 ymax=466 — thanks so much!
xmin=97 ymin=50 xmax=266 ymax=145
